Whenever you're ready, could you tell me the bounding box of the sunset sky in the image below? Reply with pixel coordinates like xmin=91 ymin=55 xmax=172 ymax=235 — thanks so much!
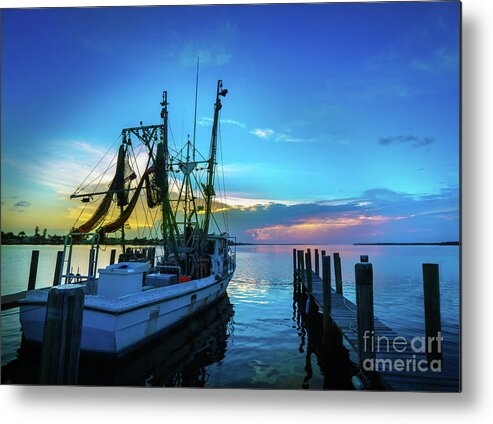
xmin=1 ymin=2 xmax=460 ymax=243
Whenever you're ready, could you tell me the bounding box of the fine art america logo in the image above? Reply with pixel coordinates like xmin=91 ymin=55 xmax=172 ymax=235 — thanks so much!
xmin=361 ymin=330 xmax=443 ymax=373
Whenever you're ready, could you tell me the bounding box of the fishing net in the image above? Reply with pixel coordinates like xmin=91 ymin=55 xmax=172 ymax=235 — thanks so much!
xmin=73 ymin=144 xmax=135 ymax=233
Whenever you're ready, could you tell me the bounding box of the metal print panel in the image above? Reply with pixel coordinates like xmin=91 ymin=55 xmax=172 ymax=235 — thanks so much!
xmin=1 ymin=1 xmax=461 ymax=392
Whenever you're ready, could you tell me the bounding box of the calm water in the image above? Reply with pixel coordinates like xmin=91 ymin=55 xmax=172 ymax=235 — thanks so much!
xmin=1 ymin=244 xmax=460 ymax=389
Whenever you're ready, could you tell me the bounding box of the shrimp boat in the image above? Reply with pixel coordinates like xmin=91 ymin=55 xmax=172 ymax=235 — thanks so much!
xmin=20 ymin=80 xmax=236 ymax=356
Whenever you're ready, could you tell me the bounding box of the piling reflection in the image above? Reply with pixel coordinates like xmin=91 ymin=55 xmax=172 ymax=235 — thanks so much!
xmin=7 ymin=295 xmax=235 ymax=387
xmin=292 ymin=280 xmax=357 ymax=390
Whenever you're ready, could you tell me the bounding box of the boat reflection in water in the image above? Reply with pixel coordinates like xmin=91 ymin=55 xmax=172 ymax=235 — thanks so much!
xmin=11 ymin=295 xmax=234 ymax=387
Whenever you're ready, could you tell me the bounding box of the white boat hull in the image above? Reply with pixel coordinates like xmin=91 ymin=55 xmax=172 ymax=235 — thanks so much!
xmin=20 ymin=273 xmax=232 ymax=357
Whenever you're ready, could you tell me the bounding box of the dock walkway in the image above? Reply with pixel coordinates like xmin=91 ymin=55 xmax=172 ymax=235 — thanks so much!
xmin=297 ymin=268 xmax=459 ymax=392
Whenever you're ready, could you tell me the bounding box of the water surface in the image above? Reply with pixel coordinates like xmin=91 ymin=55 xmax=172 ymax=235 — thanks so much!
xmin=1 ymin=244 xmax=460 ymax=389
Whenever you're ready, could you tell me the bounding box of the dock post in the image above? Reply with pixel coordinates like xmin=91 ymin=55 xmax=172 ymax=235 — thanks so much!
xmin=298 ymin=250 xmax=306 ymax=290
xmin=293 ymin=248 xmax=297 ymax=282
xmin=28 ymin=250 xmax=40 ymax=291
xmin=88 ymin=248 xmax=95 ymax=278
xmin=334 ymin=252 xmax=343 ymax=295
xmin=150 ymin=247 xmax=156 ymax=267
xmin=305 ymin=250 xmax=313 ymax=295
xmin=360 ymin=255 xmax=369 ymax=263
xmin=355 ymin=262 xmax=375 ymax=372
xmin=321 ymin=250 xmax=326 ymax=257
xmin=52 ymin=251 xmax=63 ymax=286
xmin=39 ymin=284 xmax=85 ymax=385
xmin=109 ymin=249 xmax=117 ymax=265
xmin=322 ymin=255 xmax=331 ymax=333
xmin=314 ymin=249 xmax=320 ymax=276
xmin=422 ymin=264 xmax=442 ymax=363
xmin=305 ymin=250 xmax=313 ymax=316
xmin=148 ymin=247 xmax=156 ymax=267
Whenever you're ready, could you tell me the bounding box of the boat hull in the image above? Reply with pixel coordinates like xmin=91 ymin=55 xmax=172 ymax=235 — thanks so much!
xmin=19 ymin=273 xmax=232 ymax=357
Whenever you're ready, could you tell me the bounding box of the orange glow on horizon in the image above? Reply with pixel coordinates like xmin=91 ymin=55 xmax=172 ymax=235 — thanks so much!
xmin=246 ymin=214 xmax=409 ymax=241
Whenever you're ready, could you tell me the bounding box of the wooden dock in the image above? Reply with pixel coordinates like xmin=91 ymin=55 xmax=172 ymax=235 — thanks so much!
xmin=294 ymin=250 xmax=460 ymax=392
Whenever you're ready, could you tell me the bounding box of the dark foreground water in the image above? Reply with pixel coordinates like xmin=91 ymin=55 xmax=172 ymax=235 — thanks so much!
xmin=1 ymin=244 xmax=459 ymax=389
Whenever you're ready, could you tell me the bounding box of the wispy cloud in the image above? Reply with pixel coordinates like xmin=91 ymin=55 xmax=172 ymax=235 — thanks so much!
xmin=275 ymin=133 xmax=311 ymax=143
xmin=4 ymin=140 xmax=119 ymax=196
xmin=199 ymin=116 xmax=246 ymax=128
xmin=410 ymin=47 xmax=458 ymax=74
xmin=250 ymin=128 xmax=274 ymax=139
xmin=249 ymin=128 xmax=313 ymax=143
xmin=379 ymin=135 xmax=435 ymax=148
xmin=225 ymin=187 xmax=459 ymax=243
xmin=177 ymin=40 xmax=232 ymax=67
xmin=11 ymin=200 xmax=31 ymax=212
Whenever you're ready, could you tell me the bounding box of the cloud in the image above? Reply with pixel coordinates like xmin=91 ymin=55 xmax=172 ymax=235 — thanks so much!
xmin=177 ymin=40 xmax=232 ymax=67
xmin=249 ymin=128 xmax=312 ymax=143
xmin=200 ymin=117 xmax=310 ymax=143
xmin=225 ymin=187 xmax=459 ymax=243
xmin=4 ymin=140 xmax=121 ymax=196
xmin=410 ymin=48 xmax=458 ymax=74
xmin=275 ymin=133 xmax=312 ymax=143
xmin=11 ymin=200 xmax=31 ymax=212
xmin=379 ymin=135 xmax=435 ymax=148
xmin=250 ymin=128 xmax=274 ymax=139
xmin=199 ymin=116 xmax=246 ymax=129
xmin=410 ymin=60 xmax=431 ymax=72
xmin=14 ymin=201 xmax=30 ymax=208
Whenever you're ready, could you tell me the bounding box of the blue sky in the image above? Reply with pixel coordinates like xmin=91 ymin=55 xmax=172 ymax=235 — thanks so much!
xmin=1 ymin=2 xmax=460 ymax=243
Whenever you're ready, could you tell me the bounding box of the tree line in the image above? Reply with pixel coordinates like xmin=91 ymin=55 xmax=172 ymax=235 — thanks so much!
xmin=1 ymin=228 xmax=161 ymax=245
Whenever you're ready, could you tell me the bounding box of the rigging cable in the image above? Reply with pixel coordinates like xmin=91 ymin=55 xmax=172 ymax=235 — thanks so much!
xmin=73 ymin=133 xmax=122 ymax=195
xmin=72 ymin=140 xmax=121 ymax=229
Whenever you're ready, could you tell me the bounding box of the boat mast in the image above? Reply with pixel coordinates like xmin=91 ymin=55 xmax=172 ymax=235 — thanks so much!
xmin=158 ymin=91 xmax=179 ymax=258
xmin=202 ymin=80 xmax=227 ymax=242
xmin=192 ymin=57 xmax=199 ymax=161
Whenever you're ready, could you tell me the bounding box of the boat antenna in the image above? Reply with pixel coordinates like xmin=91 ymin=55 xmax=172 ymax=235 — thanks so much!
xmin=192 ymin=56 xmax=199 ymax=161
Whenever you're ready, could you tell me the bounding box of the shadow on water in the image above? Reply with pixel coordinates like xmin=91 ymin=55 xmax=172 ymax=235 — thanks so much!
xmin=291 ymin=283 xmax=358 ymax=390
xmin=4 ymin=285 xmax=358 ymax=389
xmin=3 ymin=295 xmax=234 ymax=387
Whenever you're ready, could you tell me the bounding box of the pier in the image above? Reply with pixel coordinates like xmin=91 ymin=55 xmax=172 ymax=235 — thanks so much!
xmin=293 ymin=248 xmax=460 ymax=392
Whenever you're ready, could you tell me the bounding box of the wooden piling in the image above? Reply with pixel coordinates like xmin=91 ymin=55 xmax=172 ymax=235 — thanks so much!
xmin=298 ymin=250 xmax=305 ymax=289
xmin=28 ymin=250 xmax=40 ymax=291
xmin=109 ymin=249 xmax=117 ymax=265
xmin=322 ymin=255 xmax=331 ymax=331
xmin=39 ymin=284 xmax=85 ymax=385
xmin=305 ymin=250 xmax=313 ymax=295
xmin=321 ymin=250 xmax=326 ymax=257
xmin=314 ymin=249 xmax=320 ymax=276
xmin=360 ymin=255 xmax=369 ymax=263
xmin=334 ymin=252 xmax=343 ymax=295
xmin=293 ymin=248 xmax=297 ymax=282
xmin=422 ymin=263 xmax=442 ymax=362
xmin=286 ymin=250 xmax=459 ymax=391
xmin=148 ymin=247 xmax=156 ymax=267
xmin=52 ymin=251 xmax=63 ymax=286
xmin=150 ymin=247 xmax=156 ymax=266
xmin=355 ymin=262 xmax=375 ymax=371
xmin=88 ymin=248 xmax=95 ymax=278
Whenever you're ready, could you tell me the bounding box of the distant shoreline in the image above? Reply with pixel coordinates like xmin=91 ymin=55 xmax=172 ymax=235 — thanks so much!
xmin=353 ymin=242 xmax=460 ymax=246
xmin=1 ymin=240 xmax=460 ymax=247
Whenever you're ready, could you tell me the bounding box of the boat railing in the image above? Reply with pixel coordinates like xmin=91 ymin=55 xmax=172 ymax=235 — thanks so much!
xmin=60 ymin=232 xmax=100 ymax=285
